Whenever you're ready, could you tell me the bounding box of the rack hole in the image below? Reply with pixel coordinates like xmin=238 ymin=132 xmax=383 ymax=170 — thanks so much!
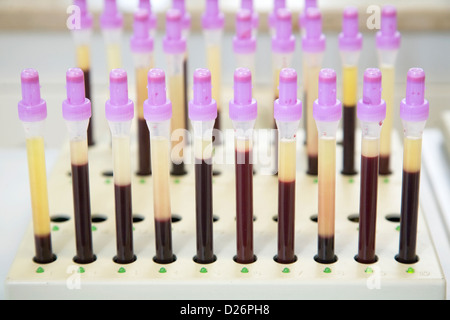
xmin=171 ymin=214 xmax=182 ymax=223
xmin=385 ymin=214 xmax=401 ymax=223
xmin=51 ymin=214 xmax=70 ymax=223
xmin=91 ymin=214 xmax=108 ymax=223
xmin=347 ymin=214 xmax=360 ymax=223
xmin=133 ymin=214 xmax=145 ymax=223
xmin=272 ymin=215 xmax=278 ymax=222
xmin=213 ymin=215 xmax=220 ymax=223
xmin=102 ymin=170 xmax=114 ymax=177
xmin=310 ymin=214 xmax=318 ymax=223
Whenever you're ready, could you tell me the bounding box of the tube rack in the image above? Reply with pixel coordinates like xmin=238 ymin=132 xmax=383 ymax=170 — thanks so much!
xmin=5 ymin=127 xmax=446 ymax=300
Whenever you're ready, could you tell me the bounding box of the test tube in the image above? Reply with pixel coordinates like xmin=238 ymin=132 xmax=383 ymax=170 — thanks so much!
xmin=274 ymin=68 xmax=302 ymax=264
xmin=144 ymin=69 xmax=176 ymax=264
xmin=241 ymin=0 xmax=259 ymax=36
xmin=18 ymin=69 xmax=55 ymax=264
xmin=138 ymin=0 xmax=157 ymax=38
xmin=62 ymin=68 xmax=95 ymax=264
xmin=298 ymin=0 xmax=317 ymax=35
xmin=130 ymin=9 xmax=154 ymax=176
xmin=376 ymin=5 xmax=401 ymax=175
xmin=313 ymin=69 xmax=342 ymax=264
xmin=105 ymin=69 xmax=135 ymax=264
xmin=355 ymin=69 xmax=386 ymax=264
xmin=229 ymin=68 xmax=258 ymax=264
xmin=339 ymin=7 xmax=363 ymax=175
xmin=100 ymin=0 xmax=123 ymax=71
xmin=164 ymin=9 xmax=188 ymax=176
xmin=72 ymin=0 xmax=94 ymax=146
xmin=233 ymin=9 xmax=257 ymax=77
xmin=269 ymin=0 xmax=286 ymax=36
xmin=202 ymin=0 xmax=224 ymax=138
xmin=302 ymin=7 xmax=326 ymax=176
xmin=189 ymin=69 xmax=218 ymax=264
xmin=396 ymin=68 xmax=429 ymax=264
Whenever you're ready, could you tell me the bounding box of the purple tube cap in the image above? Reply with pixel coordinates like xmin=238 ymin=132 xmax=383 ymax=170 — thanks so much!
xmin=274 ymin=68 xmax=302 ymax=122
xmin=100 ymin=0 xmax=123 ymax=29
xmin=163 ymin=9 xmax=187 ymax=54
xmin=62 ymin=68 xmax=91 ymax=122
xmin=73 ymin=0 xmax=93 ymax=30
xmin=376 ymin=5 xmax=401 ymax=50
xmin=357 ymin=68 xmax=386 ymax=123
xmin=189 ymin=69 xmax=217 ymax=122
xmin=18 ymin=68 xmax=47 ymax=122
xmin=105 ymin=69 xmax=134 ymax=122
xmin=201 ymin=0 xmax=225 ymax=30
xmin=313 ymin=69 xmax=342 ymax=122
xmin=144 ymin=69 xmax=172 ymax=122
xmin=338 ymin=7 xmax=363 ymax=51
xmin=229 ymin=68 xmax=257 ymax=122
xmin=130 ymin=9 xmax=154 ymax=53
xmin=272 ymin=8 xmax=296 ymax=54
xmin=233 ymin=9 xmax=257 ymax=54
xmin=302 ymin=7 xmax=326 ymax=53
xmin=400 ymin=68 xmax=429 ymax=122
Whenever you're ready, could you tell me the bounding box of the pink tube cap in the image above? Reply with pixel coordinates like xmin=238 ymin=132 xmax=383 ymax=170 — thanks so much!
xmin=105 ymin=69 xmax=134 ymax=122
xmin=313 ymin=68 xmax=342 ymax=122
xmin=144 ymin=69 xmax=172 ymax=122
xmin=163 ymin=9 xmax=187 ymax=54
xmin=173 ymin=0 xmax=191 ymax=31
xmin=339 ymin=6 xmax=363 ymax=51
xmin=400 ymin=68 xmax=429 ymax=122
xmin=138 ymin=0 xmax=157 ymax=31
xmin=269 ymin=0 xmax=286 ymax=29
xmin=272 ymin=8 xmax=295 ymax=54
xmin=233 ymin=9 xmax=257 ymax=54
xmin=201 ymin=0 xmax=224 ymax=30
xmin=274 ymin=68 xmax=302 ymax=122
xmin=189 ymin=69 xmax=218 ymax=122
xmin=302 ymin=7 xmax=326 ymax=53
xmin=62 ymin=68 xmax=91 ymax=122
xmin=229 ymin=68 xmax=257 ymax=122
xmin=73 ymin=0 xmax=93 ymax=30
xmin=241 ymin=0 xmax=259 ymax=29
xmin=299 ymin=0 xmax=317 ymax=29
xmin=376 ymin=5 xmax=401 ymax=50
xmin=100 ymin=0 xmax=123 ymax=29
xmin=18 ymin=68 xmax=47 ymax=122
xmin=357 ymin=68 xmax=386 ymax=123
xmin=130 ymin=9 xmax=154 ymax=53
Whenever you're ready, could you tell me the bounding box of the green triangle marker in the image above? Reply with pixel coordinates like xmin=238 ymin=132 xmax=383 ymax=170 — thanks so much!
xmin=323 ymin=267 xmax=332 ymax=274
xmin=78 ymin=267 xmax=85 ymax=274
xmin=200 ymin=267 xmax=208 ymax=273
xmin=396 ymin=225 xmax=400 ymax=231
xmin=365 ymin=267 xmax=373 ymax=274
xmin=348 ymin=178 xmax=354 ymax=184
xmin=92 ymin=225 xmax=97 ymax=231
xmin=241 ymin=267 xmax=249 ymax=273
xmin=406 ymin=267 xmax=415 ymax=274
xmin=159 ymin=267 xmax=167 ymax=274
xmin=118 ymin=267 xmax=126 ymax=273
xmin=139 ymin=178 xmax=146 ymax=184
xmin=36 ymin=267 xmax=44 ymax=274
xmin=282 ymin=267 xmax=290 ymax=274
xmin=174 ymin=178 xmax=180 ymax=184
xmin=52 ymin=225 xmax=59 ymax=231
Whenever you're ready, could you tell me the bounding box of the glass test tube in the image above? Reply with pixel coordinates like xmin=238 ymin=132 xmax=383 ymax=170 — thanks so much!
xmin=144 ymin=69 xmax=176 ymax=264
xmin=274 ymin=68 xmax=302 ymax=264
xmin=164 ymin=9 xmax=188 ymax=176
xmin=18 ymin=69 xmax=55 ymax=264
xmin=313 ymin=69 xmax=342 ymax=264
xmin=356 ymin=69 xmax=386 ymax=264
xmin=105 ymin=69 xmax=135 ymax=264
xmin=269 ymin=0 xmax=286 ymax=36
xmin=202 ymin=0 xmax=224 ymax=138
xmin=376 ymin=5 xmax=401 ymax=175
xmin=396 ymin=68 xmax=429 ymax=264
xmin=189 ymin=69 xmax=218 ymax=264
xmin=233 ymin=9 xmax=257 ymax=77
xmin=63 ymin=68 xmax=95 ymax=264
xmin=100 ymin=0 xmax=123 ymax=71
xmin=302 ymin=7 xmax=326 ymax=176
xmin=131 ymin=9 xmax=154 ymax=176
xmin=72 ymin=0 xmax=94 ymax=146
xmin=229 ymin=68 xmax=258 ymax=264
xmin=339 ymin=7 xmax=362 ymax=175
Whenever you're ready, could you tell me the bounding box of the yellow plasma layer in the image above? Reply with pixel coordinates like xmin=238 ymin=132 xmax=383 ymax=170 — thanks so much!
xmin=70 ymin=139 xmax=89 ymax=166
xmin=207 ymin=45 xmax=221 ymax=111
xmin=107 ymin=43 xmax=122 ymax=71
xmin=76 ymin=45 xmax=90 ymax=71
xmin=136 ymin=67 xmax=149 ymax=120
xmin=26 ymin=137 xmax=51 ymax=237
xmin=343 ymin=65 xmax=358 ymax=107
xmin=361 ymin=137 xmax=380 ymax=158
xmin=306 ymin=65 xmax=320 ymax=157
xmin=380 ymin=65 xmax=395 ymax=157
xmin=195 ymin=137 xmax=214 ymax=161
xmin=168 ymin=73 xmax=186 ymax=164
xmin=318 ymin=138 xmax=336 ymax=237
xmin=403 ymin=137 xmax=422 ymax=173
xmin=278 ymin=139 xmax=297 ymax=183
xmin=112 ymin=136 xmax=131 ymax=186
xmin=151 ymin=137 xmax=172 ymax=221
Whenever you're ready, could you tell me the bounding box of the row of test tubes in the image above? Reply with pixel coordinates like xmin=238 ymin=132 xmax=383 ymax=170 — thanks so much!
xmin=18 ymin=62 xmax=428 ymax=266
